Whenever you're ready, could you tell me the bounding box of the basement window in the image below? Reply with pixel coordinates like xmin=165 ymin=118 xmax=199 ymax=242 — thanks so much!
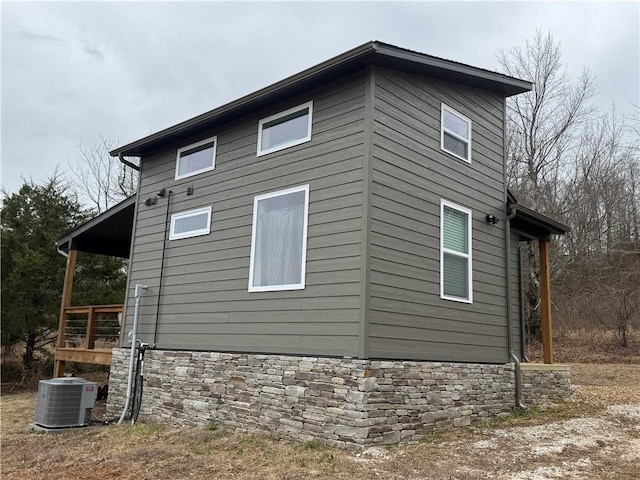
xmin=257 ymin=102 xmax=313 ymax=156
xmin=441 ymin=104 xmax=472 ymax=163
xmin=249 ymin=185 xmax=309 ymax=291
xmin=440 ymin=200 xmax=473 ymax=303
xmin=175 ymin=137 xmax=217 ymax=180
xmin=170 ymin=206 xmax=212 ymax=240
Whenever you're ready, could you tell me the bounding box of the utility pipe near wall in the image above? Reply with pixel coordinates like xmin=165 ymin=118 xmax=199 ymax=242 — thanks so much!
xmin=518 ymin=244 xmax=530 ymax=362
xmin=505 ymin=203 xmax=526 ymax=410
xmin=153 ymin=190 xmax=172 ymax=347
xmin=118 ymin=283 xmax=147 ymax=425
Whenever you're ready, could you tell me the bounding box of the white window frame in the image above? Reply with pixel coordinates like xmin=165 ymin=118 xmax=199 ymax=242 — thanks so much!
xmin=440 ymin=199 xmax=473 ymax=303
xmin=169 ymin=206 xmax=212 ymax=240
xmin=248 ymin=184 xmax=310 ymax=292
xmin=441 ymin=103 xmax=472 ymax=163
xmin=175 ymin=136 xmax=217 ymax=180
xmin=257 ymin=101 xmax=313 ymax=156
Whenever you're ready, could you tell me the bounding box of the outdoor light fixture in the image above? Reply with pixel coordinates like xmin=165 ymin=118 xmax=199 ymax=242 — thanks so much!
xmin=485 ymin=214 xmax=499 ymax=225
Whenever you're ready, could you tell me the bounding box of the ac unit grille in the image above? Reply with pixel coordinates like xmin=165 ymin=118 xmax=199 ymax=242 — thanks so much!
xmin=34 ymin=378 xmax=98 ymax=428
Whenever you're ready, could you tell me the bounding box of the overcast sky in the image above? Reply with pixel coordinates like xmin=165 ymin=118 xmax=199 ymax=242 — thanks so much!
xmin=2 ymin=1 xmax=638 ymax=198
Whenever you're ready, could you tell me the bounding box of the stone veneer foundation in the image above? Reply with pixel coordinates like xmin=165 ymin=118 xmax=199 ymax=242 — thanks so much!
xmin=106 ymin=349 xmax=571 ymax=449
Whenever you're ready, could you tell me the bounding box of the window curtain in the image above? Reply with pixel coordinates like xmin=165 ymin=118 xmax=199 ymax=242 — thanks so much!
xmin=254 ymin=204 xmax=304 ymax=286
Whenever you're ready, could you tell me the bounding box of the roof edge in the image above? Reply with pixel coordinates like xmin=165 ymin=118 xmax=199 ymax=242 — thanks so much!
xmin=110 ymin=41 xmax=377 ymax=157
xmin=111 ymin=41 xmax=532 ymax=158
xmin=56 ymin=195 xmax=137 ymax=249
xmin=507 ymin=188 xmax=570 ymax=236
xmin=515 ymin=204 xmax=571 ymax=235
xmin=374 ymin=41 xmax=532 ymax=93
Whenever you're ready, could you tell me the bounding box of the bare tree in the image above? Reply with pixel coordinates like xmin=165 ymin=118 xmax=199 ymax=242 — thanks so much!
xmin=67 ymin=135 xmax=138 ymax=213
xmin=499 ymin=31 xmax=599 ymax=341
xmin=498 ymin=30 xmax=597 ymax=212
xmin=562 ymin=106 xmax=634 ymax=256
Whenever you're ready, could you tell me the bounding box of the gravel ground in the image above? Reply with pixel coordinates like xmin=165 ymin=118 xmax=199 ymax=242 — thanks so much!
xmin=446 ymin=402 xmax=640 ymax=479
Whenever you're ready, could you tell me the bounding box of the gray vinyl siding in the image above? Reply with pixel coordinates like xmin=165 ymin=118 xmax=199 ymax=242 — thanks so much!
xmin=366 ymin=67 xmax=509 ymax=363
xmin=122 ymin=72 xmax=366 ymax=356
xmin=122 ymin=65 xmax=517 ymax=363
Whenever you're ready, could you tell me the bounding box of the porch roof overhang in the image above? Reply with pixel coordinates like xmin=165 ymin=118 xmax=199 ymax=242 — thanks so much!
xmin=512 ymin=204 xmax=571 ymax=241
xmin=507 ymin=190 xmax=570 ymax=241
xmin=56 ymin=196 xmax=135 ymax=258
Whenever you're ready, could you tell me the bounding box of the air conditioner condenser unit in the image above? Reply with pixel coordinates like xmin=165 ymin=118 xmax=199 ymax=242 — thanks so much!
xmin=34 ymin=377 xmax=98 ymax=429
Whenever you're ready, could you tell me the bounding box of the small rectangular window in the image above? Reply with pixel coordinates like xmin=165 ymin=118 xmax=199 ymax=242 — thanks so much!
xmin=257 ymin=102 xmax=313 ymax=156
xmin=170 ymin=206 xmax=212 ymax=240
xmin=249 ymin=185 xmax=310 ymax=291
xmin=440 ymin=200 xmax=472 ymax=303
xmin=441 ymin=104 xmax=472 ymax=163
xmin=175 ymin=136 xmax=217 ymax=180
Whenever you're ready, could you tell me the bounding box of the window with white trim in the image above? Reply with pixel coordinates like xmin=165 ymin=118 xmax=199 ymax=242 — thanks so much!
xmin=441 ymin=104 xmax=472 ymax=162
xmin=257 ymin=102 xmax=313 ymax=156
xmin=249 ymin=185 xmax=309 ymax=292
xmin=169 ymin=206 xmax=212 ymax=240
xmin=175 ymin=136 xmax=217 ymax=180
xmin=440 ymin=200 xmax=472 ymax=303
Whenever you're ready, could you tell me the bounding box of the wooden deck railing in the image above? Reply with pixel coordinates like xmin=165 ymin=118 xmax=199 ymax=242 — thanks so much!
xmin=54 ymin=304 xmax=123 ymax=376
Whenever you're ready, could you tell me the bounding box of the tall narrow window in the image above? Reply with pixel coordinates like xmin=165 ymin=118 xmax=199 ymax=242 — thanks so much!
xmin=440 ymin=200 xmax=472 ymax=303
xmin=175 ymin=136 xmax=217 ymax=180
xmin=257 ymin=102 xmax=313 ymax=156
xmin=249 ymin=185 xmax=310 ymax=292
xmin=441 ymin=104 xmax=472 ymax=163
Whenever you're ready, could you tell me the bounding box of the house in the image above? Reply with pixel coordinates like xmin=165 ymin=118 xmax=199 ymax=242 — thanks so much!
xmin=55 ymin=41 xmax=571 ymax=447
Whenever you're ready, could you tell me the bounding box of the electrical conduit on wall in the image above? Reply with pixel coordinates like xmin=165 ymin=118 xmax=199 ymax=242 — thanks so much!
xmin=117 ymin=283 xmax=147 ymax=425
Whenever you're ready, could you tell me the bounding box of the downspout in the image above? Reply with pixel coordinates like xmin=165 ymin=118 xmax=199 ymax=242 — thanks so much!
xmin=118 ymin=153 xmax=140 ymax=171
xmin=56 ymin=245 xmax=69 ymax=258
xmin=518 ymin=243 xmax=530 ymax=362
xmin=118 ymin=283 xmax=147 ymax=425
xmin=506 ymin=202 xmax=526 ymax=409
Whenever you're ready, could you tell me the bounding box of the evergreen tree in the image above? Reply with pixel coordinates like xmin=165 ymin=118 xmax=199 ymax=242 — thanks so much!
xmin=1 ymin=176 xmax=127 ymax=371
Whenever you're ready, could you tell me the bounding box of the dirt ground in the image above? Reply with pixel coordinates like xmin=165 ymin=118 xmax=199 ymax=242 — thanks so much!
xmin=1 ymin=363 xmax=639 ymax=480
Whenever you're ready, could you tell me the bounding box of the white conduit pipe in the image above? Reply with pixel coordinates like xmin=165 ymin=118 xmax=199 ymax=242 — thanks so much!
xmin=118 ymin=284 xmax=147 ymax=425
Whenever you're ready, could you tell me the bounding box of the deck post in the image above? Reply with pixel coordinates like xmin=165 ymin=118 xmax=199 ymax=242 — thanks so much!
xmin=539 ymin=240 xmax=553 ymax=364
xmin=85 ymin=306 xmax=97 ymax=349
xmin=54 ymin=249 xmax=77 ymax=377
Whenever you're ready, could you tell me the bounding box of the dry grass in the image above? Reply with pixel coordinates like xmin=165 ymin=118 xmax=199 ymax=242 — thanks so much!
xmin=2 ymin=364 xmax=639 ymax=480
xmin=527 ymin=329 xmax=640 ymax=364
xmin=1 ymin=396 xmax=360 ymax=480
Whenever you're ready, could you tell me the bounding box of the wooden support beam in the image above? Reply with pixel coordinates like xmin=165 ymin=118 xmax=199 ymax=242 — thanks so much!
xmin=54 ymin=249 xmax=77 ymax=377
xmin=54 ymin=348 xmax=113 ymax=366
xmin=539 ymin=240 xmax=554 ymax=364
xmin=84 ymin=306 xmax=97 ymax=349
xmin=53 ymin=359 xmax=66 ymax=378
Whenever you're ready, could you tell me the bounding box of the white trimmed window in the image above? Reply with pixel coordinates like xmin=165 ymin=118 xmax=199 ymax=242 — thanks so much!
xmin=175 ymin=136 xmax=217 ymax=180
xmin=440 ymin=200 xmax=472 ymax=303
xmin=441 ymin=104 xmax=472 ymax=163
xmin=249 ymin=185 xmax=310 ymax=292
xmin=170 ymin=206 xmax=212 ymax=240
xmin=257 ymin=102 xmax=313 ymax=156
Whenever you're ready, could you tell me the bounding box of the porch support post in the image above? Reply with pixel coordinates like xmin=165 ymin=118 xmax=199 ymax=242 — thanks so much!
xmin=539 ymin=239 xmax=553 ymax=364
xmin=54 ymin=249 xmax=77 ymax=377
xmin=84 ymin=306 xmax=97 ymax=349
